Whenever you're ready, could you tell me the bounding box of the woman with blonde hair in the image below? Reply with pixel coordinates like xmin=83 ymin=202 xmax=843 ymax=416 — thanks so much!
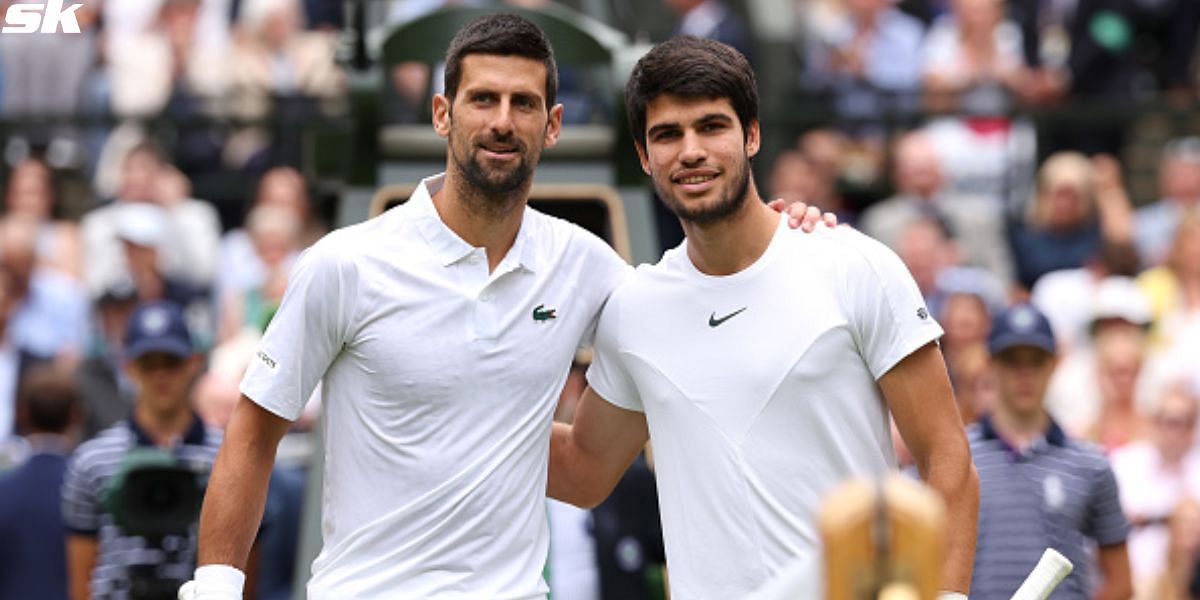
xmin=1008 ymin=152 xmax=1134 ymax=291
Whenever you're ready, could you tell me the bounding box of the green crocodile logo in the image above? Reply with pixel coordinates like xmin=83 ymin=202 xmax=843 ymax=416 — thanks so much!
xmin=532 ymin=304 xmax=557 ymax=322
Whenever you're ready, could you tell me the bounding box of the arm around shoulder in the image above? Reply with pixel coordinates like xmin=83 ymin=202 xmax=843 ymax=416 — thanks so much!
xmin=879 ymin=342 xmax=979 ymax=595
xmin=548 ymin=386 xmax=649 ymax=509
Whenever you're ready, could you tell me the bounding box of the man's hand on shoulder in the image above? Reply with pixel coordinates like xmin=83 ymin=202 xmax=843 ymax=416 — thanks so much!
xmin=767 ymin=199 xmax=839 ymax=232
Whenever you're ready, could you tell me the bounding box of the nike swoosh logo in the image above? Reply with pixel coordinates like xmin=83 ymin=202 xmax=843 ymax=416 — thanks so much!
xmin=709 ymin=307 xmax=747 ymax=327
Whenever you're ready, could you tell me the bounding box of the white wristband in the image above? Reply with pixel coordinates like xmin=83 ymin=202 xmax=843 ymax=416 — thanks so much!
xmin=190 ymin=564 xmax=245 ymax=599
xmin=937 ymin=593 xmax=968 ymax=600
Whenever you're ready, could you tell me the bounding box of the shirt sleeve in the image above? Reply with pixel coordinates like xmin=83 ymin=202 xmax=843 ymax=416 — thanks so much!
xmin=1087 ymin=461 xmax=1131 ymax=546
xmin=842 ymin=231 xmax=944 ymax=380
xmin=240 ymin=238 xmax=359 ymax=421
xmin=585 ymin=285 xmax=643 ymax=413
xmin=575 ymin=241 xmax=633 ymax=351
xmin=60 ymin=453 xmax=101 ymax=535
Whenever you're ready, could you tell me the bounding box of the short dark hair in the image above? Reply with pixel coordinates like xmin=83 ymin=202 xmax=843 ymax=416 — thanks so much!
xmin=18 ymin=368 xmax=81 ymax=434
xmin=624 ymin=36 xmax=758 ymax=145
xmin=443 ymin=13 xmax=558 ymax=108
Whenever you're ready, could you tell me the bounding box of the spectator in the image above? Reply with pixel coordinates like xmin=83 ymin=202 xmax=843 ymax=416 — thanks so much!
xmin=216 ymin=204 xmax=301 ymax=342
xmin=107 ymin=0 xmax=230 ymax=174
xmin=1135 ymin=137 xmax=1200 ymax=268
xmin=1008 ymin=152 xmax=1134 ymax=291
xmin=1047 ymin=277 xmax=1155 ymax=449
xmin=225 ymin=0 xmax=346 ymax=171
xmin=0 ymin=215 xmax=89 ymax=369
xmin=62 ymin=301 xmax=222 ymax=600
xmin=921 ymin=0 xmax=1031 ymax=112
xmin=1137 ymin=212 xmax=1200 ymax=353
xmin=0 ymin=270 xmax=19 ymax=449
xmin=0 ymin=368 xmax=83 ymax=600
xmin=214 ymin=166 xmax=318 ymax=311
xmin=801 ymin=0 xmax=925 ymax=120
xmin=75 ymin=287 xmax=139 ymax=440
xmin=3 ymin=157 xmax=83 ymax=280
xmin=969 ymin=303 xmax=1132 ymax=599
xmin=766 ymin=148 xmax=848 ymax=221
xmin=0 ymin=1 xmax=99 ymax=169
xmin=1031 ymin=238 xmax=1141 ymax=354
xmin=895 ymin=214 xmax=1004 ymax=322
xmin=1111 ymin=385 xmax=1200 ymax=597
xmin=81 ymin=141 xmax=221 ymax=302
xmin=665 ymin=0 xmax=755 ymax=65
xmin=919 ymin=0 xmax=1038 ymax=207
xmin=108 ymin=0 xmax=228 ymax=120
xmin=1148 ymin=498 xmax=1200 ymax=600
xmin=860 ymin=130 xmax=1015 ymax=286
xmin=946 ymin=342 xmax=997 ymax=426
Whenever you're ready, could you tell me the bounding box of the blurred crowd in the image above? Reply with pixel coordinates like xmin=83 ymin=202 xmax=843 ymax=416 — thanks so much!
xmin=0 ymin=0 xmax=1198 ymax=599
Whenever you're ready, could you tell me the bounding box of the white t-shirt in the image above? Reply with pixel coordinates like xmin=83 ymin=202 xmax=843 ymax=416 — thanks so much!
xmin=1110 ymin=441 xmax=1200 ymax=585
xmin=241 ymin=174 xmax=629 ymax=599
xmin=587 ymin=216 xmax=943 ymax=599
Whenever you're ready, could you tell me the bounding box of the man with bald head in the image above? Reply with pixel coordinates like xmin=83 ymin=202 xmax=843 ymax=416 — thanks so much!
xmin=860 ymin=130 xmax=1015 ymax=287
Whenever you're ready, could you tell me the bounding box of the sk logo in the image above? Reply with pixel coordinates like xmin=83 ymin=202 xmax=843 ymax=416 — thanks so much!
xmin=2 ymin=0 xmax=83 ymax=34
xmin=532 ymin=304 xmax=557 ymax=322
xmin=917 ymin=307 xmax=929 ymax=320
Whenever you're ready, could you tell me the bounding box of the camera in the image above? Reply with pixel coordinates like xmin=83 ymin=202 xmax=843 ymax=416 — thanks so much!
xmin=103 ymin=448 xmax=207 ymax=600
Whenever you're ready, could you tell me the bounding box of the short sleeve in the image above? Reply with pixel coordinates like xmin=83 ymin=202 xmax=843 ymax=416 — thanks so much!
xmin=842 ymin=232 xmax=944 ymax=379
xmin=585 ymin=289 xmax=643 ymax=413
xmin=1087 ymin=462 xmax=1131 ymax=547
xmin=240 ymin=240 xmax=359 ymax=421
xmin=575 ymin=243 xmax=632 ymax=351
xmin=60 ymin=453 xmax=101 ymax=535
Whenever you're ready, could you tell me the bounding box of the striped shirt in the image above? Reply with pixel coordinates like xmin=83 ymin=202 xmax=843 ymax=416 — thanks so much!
xmin=61 ymin=416 xmax=222 ymax=600
xmin=968 ymin=415 xmax=1129 ymax=600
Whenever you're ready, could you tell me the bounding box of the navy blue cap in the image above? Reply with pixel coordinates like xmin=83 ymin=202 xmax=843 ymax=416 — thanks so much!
xmin=988 ymin=303 xmax=1056 ymax=356
xmin=124 ymin=301 xmax=193 ymax=360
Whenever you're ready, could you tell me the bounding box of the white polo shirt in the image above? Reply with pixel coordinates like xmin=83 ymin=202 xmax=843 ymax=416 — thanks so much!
xmin=241 ymin=174 xmax=629 ymax=599
xmin=587 ymin=216 xmax=943 ymax=600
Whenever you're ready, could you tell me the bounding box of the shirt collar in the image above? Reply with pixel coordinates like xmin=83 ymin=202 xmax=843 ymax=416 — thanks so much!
xmin=409 ymin=173 xmax=543 ymax=274
xmin=979 ymin=413 xmax=1067 ymax=456
xmin=127 ymin=413 xmax=207 ymax=448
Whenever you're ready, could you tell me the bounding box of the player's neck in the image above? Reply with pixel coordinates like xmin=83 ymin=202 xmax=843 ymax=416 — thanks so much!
xmin=991 ymin=406 xmax=1051 ymax=450
xmin=434 ymin=172 xmax=528 ymax=273
xmin=682 ymin=189 xmax=778 ymax=277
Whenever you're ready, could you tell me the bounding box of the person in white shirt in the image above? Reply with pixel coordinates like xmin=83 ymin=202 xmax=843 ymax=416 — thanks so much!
xmin=182 ymin=14 xmax=831 ymax=600
xmin=548 ymin=36 xmax=978 ymax=600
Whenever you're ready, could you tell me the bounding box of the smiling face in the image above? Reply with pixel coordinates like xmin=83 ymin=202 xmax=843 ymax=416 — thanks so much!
xmin=433 ymin=53 xmax=562 ymax=207
xmin=636 ymin=94 xmax=759 ymax=225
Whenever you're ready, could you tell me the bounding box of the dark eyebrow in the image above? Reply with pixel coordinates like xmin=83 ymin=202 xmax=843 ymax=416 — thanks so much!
xmin=512 ymin=92 xmax=544 ymax=109
xmin=695 ymin=113 xmax=734 ymax=127
xmin=647 ymin=112 xmax=734 ymax=138
xmin=647 ymin=122 xmax=681 ymax=139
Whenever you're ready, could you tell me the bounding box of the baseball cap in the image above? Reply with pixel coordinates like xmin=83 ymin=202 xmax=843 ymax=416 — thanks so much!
xmin=988 ymin=303 xmax=1056 ymax=356
xmin=125 ymin=301 xmax=194 ymax=360
xmin=1090 ymin=276 xmax=1152 ymax=330
xmin=116 ymin=203 xmax=168 ymax=248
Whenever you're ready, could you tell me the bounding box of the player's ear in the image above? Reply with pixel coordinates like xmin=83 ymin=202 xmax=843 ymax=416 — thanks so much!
xmin=543 ymin=103 xmax=563 ymax=148
xmin=433 ymin=94 xmax=451 ymax=138
xmin=745 ymin=119 xmax=761 ymax=159
xmin=635 ymin=141 xmax=650 ymax=175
